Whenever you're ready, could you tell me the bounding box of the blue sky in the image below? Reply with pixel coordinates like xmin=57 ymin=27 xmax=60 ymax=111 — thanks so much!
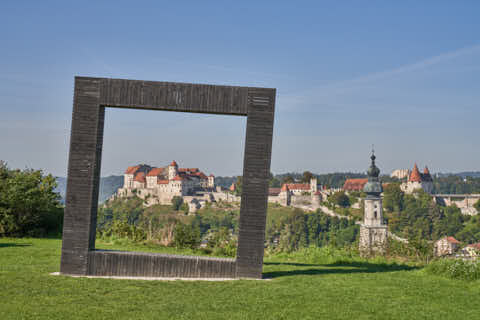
xmin=1 ymin=1 xmax=479 ymax=177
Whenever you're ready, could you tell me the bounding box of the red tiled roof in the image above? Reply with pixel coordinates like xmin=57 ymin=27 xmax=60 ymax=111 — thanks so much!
xmin=281 ymin=184 xmax=289 ymax=192
xmin=269 ymin=188 xmax=281 ymax=196
xmin=285 ymin=183 xmax=310 ymax=191
xmin=172 ymin=175 xmax=184 ymax=181
xmin=157 ymin=180 xmax=169 ymax=184
xmin=314 ymin=191 xmax=321 ymax=195
xmin=146 ymin=167 xmax=164 ymax=176
xmin=229 ymin=183 xmax=236 ymax=191
xmin=178 ymin=168 xmax=199 ymax=173
xmin=446 ymin=236 xmax=460 ymax=244
xmin=209 ymin=174 xmax=215 ymax=177
xmin=134 ymin=172 xmax=146 ymax=183
xmin=125 ymin=165 xmax=141 ymax=174
xmin=343 ymin=178 xmax=368 ymax=191
xmin=195 ymin=172 xmax=208 ymax=179
xmin=409 ymin=163 xmax=422 ymax=182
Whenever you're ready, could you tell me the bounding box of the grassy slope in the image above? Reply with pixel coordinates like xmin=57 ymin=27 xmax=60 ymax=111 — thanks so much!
xmin=1 ymin=238 xmax=479 ymax=320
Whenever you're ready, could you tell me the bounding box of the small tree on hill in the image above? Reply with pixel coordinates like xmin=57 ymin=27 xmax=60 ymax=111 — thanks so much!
xmin=171 ymin=196 xmax=183 ymax=211
xmin=282 ymin=175 xmax=294 ymax=184
xmin=302 ymin=171 xmax=313 ymax=183
xmin=474 ymin=199 xmax=480 ymax=212
xmin=330 ymin=191 xmax=350 ymax=208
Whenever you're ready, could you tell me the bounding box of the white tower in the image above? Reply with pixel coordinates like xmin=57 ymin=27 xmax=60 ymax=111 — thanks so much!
xmin=310 ymin=177 xmax=318 ymax=193
xmin=168 ymin=160 xmax=178 ymax=180
xmin=359 ymin=150 xmax=388 ymax=256
xmin=208 ymin=174 xmax=215 ymax=188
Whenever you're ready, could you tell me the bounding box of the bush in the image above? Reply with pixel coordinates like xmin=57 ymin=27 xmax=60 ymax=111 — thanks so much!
xmin=174 ymin=222 xmax=201 ymax=249
xmin=424 ymin=259 xmax=480 ymax=280
xmin=0 ymin=163 xmax=64 ymax=237
xmin=171 ymin=196 xmax=183 ymax=211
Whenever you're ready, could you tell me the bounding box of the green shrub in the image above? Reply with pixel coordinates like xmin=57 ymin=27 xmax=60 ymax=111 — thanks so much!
xmin=0 ymin=162 xmax=63 ymax=237
xmin=171 ymin=196 xmax=183 ymax=211
xmin=174 ymin=222 xmax=201 ymax=249
xmin=424 ymin=259 xmax=480 ymax=280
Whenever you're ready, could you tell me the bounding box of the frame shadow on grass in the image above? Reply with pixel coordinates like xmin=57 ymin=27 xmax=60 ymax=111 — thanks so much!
xmin=263 ymin=261 xmax=419 ymax=279
xmin=0 ymin=243 xmax=32 ymax=248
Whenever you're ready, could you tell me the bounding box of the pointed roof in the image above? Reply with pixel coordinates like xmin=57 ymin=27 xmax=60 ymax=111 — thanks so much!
xmin=229 ymin=183 xmax=236 ymax=191
xmin=281 ymin=184 xmax=289 ymax=192
xmin=409 ymin=163 xmax=422 ymax=182
xmin=446 ymin=236 xmax=460 ymax=244
xmin=170 ymin=160 xmax=178 ymax=167
xmin=423 ymin=166 xmax=430 ymax=175
xmin=134 ymin=172 xmax=146 ymax=183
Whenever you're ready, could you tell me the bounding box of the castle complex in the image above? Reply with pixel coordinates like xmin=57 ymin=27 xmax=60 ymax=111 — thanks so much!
xmin=400 ymin=163 xmax=434 ymax=194
xmin=359 ymin=151 xmax=388 ymax=256
xmin=115 ymin=161 xmax=225 ymax=212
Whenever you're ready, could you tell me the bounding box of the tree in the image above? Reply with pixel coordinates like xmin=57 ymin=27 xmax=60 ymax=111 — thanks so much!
xmin=0 ymin=164 xmax=63 ymax=237
xmin=269 ymin=172 xmax=281 ymax=188
xmin=282 ymin=175 xmax=294 ymax=184
xmin=302 ymin=171 xmax=314 ymax=183
xmin=474 ymin=199 xmax=480 ymax=212
xmin=174 ymin=222 xmax=201 ymax=249
xmin=235 ymin=176 xmax=243 ymax=196
xmin=330 ymin=191 xmax=350 ymax=208
xmin=383 ymin=183 xmax=404 ymax=212
xmin=171 ymin=196 xmax=183 ymax=211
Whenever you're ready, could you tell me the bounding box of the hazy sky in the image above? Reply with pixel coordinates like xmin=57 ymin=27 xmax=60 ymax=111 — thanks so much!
xmin=1 ymin=1 xmax=479 ymax=177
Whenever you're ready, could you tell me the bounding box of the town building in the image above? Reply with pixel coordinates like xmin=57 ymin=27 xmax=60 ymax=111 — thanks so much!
xmin=400 ymin=163 xmax=434 ymax=194
xmin=462 ymin=243 xmax=480 ymax=258
xmin=434 ymin=236 xmax=461 ymax=256
xmin=391 ymin=169 xmax=410 ymax=180
xmin=359 ymin=151 xmax=388 ymax=256
xmin=343 ymin=178 xmax=368 ymax=192
xmin=268 ymin=178 xmax=322 ymax=207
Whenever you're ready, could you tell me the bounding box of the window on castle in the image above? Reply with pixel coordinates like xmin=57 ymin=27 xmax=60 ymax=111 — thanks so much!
xmin=374 ymin=211 xmax=377 ymax=218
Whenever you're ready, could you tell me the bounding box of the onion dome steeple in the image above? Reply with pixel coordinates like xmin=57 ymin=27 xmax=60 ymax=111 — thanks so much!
xmin=363 ymin=149 xmax=383 ymax=195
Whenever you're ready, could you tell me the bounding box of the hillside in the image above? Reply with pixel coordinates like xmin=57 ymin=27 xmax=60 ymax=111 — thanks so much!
xmin=1 ymin=238 xmax=479 ymax=320
xmin=55 ymin=175 xmax=123 ymax=204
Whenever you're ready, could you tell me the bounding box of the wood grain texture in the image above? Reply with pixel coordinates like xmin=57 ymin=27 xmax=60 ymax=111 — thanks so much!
xmin=61 ymin=77 xmax=275 ymax=279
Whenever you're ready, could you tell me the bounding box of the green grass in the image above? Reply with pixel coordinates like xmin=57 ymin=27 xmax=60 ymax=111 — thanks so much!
xmin=1 ymin=238 xmax=480 ymax=320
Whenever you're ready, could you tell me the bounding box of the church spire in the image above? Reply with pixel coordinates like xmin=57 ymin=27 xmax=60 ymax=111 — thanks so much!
xmin=363 ymin=149 xmax=382 ymax=195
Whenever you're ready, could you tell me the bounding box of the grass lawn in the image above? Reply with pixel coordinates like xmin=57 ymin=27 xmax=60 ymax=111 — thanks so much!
xmin=1 ymin=238 xmax=479 ymax=320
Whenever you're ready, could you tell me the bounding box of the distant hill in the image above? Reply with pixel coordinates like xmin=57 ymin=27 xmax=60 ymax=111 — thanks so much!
xmin=55 ymin=175 xmax=124 ymax=204
xmin=436 ymin=172 xmax=480 ymax=178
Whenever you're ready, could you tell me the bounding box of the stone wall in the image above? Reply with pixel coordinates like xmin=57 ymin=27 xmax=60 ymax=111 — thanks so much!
xmin=359 ymin=225 xmax=388 ymax=256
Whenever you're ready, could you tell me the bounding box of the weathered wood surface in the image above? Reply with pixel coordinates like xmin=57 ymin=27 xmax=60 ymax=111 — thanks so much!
xmin=60 ymin=77 xmax=276 ymax=279
xmin=88 ymin=251 xmax=236 ymax=278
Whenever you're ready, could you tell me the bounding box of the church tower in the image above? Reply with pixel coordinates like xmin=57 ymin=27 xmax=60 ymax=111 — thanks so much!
xmin=359 ymin=150 xmax=388 ymax=256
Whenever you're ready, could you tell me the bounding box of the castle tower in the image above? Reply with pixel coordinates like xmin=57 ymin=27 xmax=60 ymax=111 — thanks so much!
xmin=208 ymin=174 xmax=215 ymax=188
xmin=279 ymin=184 xmax=291 ymax=206
xmin=168 ymin=160 xmax=178 ymax=180
xmin=310 ymin=177 xmax=318 ymax=193
xmin=359 ymin=150 xmax=388 ymax=256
